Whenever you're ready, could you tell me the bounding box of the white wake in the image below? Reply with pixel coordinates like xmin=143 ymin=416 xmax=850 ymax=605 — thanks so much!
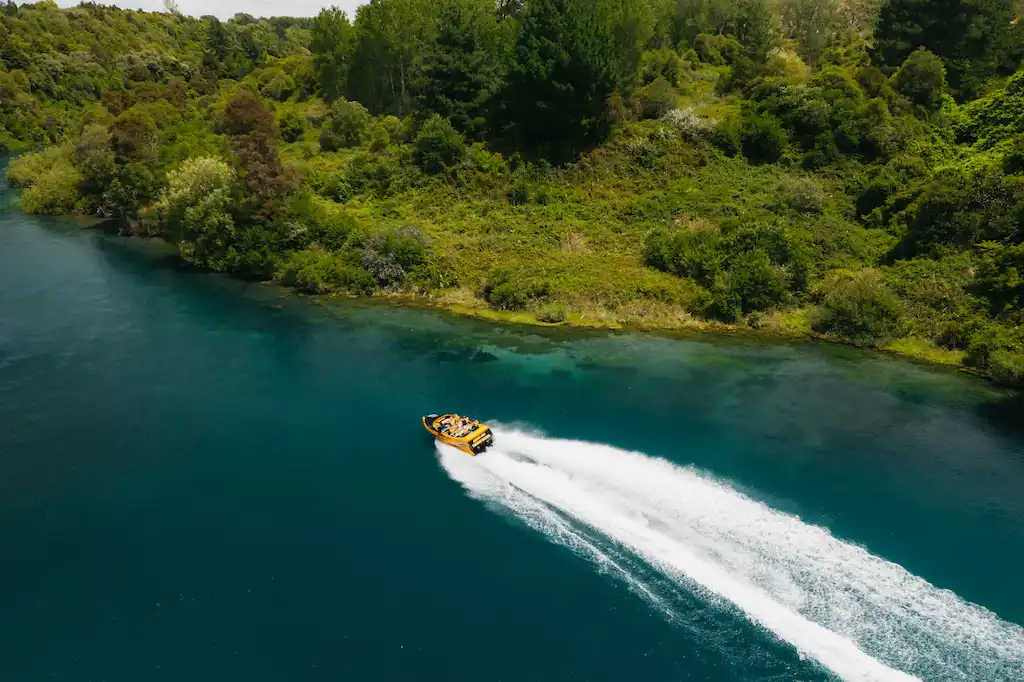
xmin=438 ymin=427 xmax=1024 ymax=682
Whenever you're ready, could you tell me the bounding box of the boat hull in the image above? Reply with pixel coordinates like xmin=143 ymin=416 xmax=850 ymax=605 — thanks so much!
xmin=423 ymin=414 xmax=493 ymax=455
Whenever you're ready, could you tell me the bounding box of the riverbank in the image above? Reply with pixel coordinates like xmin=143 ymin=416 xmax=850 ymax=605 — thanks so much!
xmin=303 ymin=283 xmax=973 ymax=375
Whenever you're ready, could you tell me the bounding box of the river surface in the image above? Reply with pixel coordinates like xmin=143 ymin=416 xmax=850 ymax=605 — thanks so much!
xmin=2 ymin=162 xmax=1024 ymax=681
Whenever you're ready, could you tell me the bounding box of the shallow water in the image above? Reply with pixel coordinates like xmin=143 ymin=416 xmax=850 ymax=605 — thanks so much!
xmin=2 ymin=165 xmax=1023 ymax=680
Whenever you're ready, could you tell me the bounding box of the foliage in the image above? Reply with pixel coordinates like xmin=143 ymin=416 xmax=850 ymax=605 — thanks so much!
xmin=311 ymin=6 xmax=354 ymax=102
xmin=359 ymin=226 xmax=430 ymax=287
xmin=812 ymin=270 xmax=905 ymax=345
xmin=74 ymin=123 xmax=116 ymax=192
xmin=633 ymin=77 xmax=678 ymax=120
xmin=414 ymin=114 xmax=466 ymax=173
xmin=279 ymin=110 xmax=306 ymax=143
xmin=319 ymin=98 xmax=371 ymax=150
xmin=20 ymin=158 xmax=83 ymax=215
xmin=276 ymin=246 xmax=376 ymax=294
xmin=158 ymin=156 xmax=237 ymax=270
xmin=872 ymin=0 xmax=1022 ymax=99
xmin=663 ymin=107 xmax=717 ymax=144
xmin=893 ymin=167 xmax=1024 ymax=256
xmin=891 ymin=48 xmax=946 ymax=110
xmin=481 ymin=268 xmax=551 ymax=310
xmin=223 ymin=89 xmax=294 ymax=221
xmin=497 ymin=0 xmax=625 ymax=162
xmin=110 ymin=107 xmax=157 ymax=164
xmin=740 ymin=112 xmax=787 ymax=164
xmin=418 ymin=0 xmax=504 ymax=140
xmin=6 ymin=0 xmax=1024 ymax=384
xmin=645 ymin=220 xmax=810 ymax=319
xmin=536 ymin=304 xmax=568 ymax=323
xmin=346 ymin=0 xmax=438 ymax=116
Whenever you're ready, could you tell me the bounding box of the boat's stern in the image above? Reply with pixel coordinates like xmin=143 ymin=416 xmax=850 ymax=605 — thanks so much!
xmin=469 ymin=427 xmax=494 ymax=454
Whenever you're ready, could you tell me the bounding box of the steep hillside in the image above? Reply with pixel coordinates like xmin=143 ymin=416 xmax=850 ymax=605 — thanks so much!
xmin=4 ymin=0 xmax=1024 ymax=385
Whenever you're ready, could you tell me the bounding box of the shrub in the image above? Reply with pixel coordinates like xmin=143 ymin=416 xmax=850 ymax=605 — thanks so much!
xmin=279 ymin=110 xmax=306 ymax=143
xmin=663 ymin=107 xmax=717 ymax=144
xmin=1003 ymin=135 xmax=1024 ymax=175
xmin=740 ymin=112 xmax=787 ymax=164
xmin=694 ymin=33 xmax=741 ymax=66
xmin=897 ymin=167 xmax=1024 ymax=256
xmin=110 ymin=107 xmax=157 ymax=164
xmin=536 ymin=304 xmax=568 ymax=323
xmin=74 ymin=124 xmax=116 ymax=192
xmin=725 ymin=248 xmax=792 ymax=314
xmin=711 ymin=116 xmax=742 ymax=156
xmin=260 ymin=72 xmax=295 ymax=101
xmin=856 ymin=168 xmax=899 ymax=218
xmin=774 ymin=176 xmax=824 ymax=214
xmin=319 ymin=98 xmax=371 ymax=151
xmin=644 ymin=227 xmax=723 ymax=285
xmin=975 ymin=242 xmax=1024 ymax=315
xmin=5 ymin=145 xmax=74 ymax=187
xmin=481 ymin=269 xmax=550 ymax=310
xmin=989 ymin=350 xmax=1024 ymax=387
xmin=378 ymin=115 xmax=407 ymax=143
xmin=414 ymin=114 xmax=465 ymax=174
xmin=508 ymin=176 xmax=531 ymax=205
xmin=159 ymin=156 xmax=238 ymax=270
xmin=812 ymin=270 xmax=905 ymax=345
xmin=20 ymin=161 xmax=83 ymax=215
xmin=368 ymin=123 xmax=390 ymax=152
xmin=891 ymin=47 xmax=946 ymax=110
xmin=359 ymin=226 xmax=430 ymax=287
xmin=639 ymin=48 xmax=684 ymax=87
xmin=276 ymin=246 xmax=375 ymax=295
xmin=633 ymin=77 xmax=678 ymax=120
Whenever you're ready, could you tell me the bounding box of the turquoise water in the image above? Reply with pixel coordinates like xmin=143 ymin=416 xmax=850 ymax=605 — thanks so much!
xmin=2 ymin=165 xmax=1024 ymax=681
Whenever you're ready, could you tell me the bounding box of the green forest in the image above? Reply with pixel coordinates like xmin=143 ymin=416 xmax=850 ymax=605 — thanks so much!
xmin=4 ymin=0 xmax=1024 ymax=386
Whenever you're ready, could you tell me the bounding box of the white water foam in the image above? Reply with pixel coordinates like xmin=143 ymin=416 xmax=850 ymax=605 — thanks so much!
xmin=438 ymin=427 xmax=1024 ymax=682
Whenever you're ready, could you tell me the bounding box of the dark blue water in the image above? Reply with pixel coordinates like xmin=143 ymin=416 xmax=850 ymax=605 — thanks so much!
xmin=2 ymin=163 xmax=1023 ymax=681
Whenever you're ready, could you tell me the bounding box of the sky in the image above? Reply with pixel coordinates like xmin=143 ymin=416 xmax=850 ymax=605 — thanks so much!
xmin=53 ymin=0 xmax=367 ymax=20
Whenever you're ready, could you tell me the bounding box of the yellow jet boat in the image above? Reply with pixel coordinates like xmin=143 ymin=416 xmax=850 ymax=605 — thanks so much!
xmin=423 ymin=413 xmax=494 ymax=455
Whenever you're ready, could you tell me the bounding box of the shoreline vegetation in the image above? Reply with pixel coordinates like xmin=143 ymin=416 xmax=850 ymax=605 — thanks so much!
xmin=3 ymin=0 xmax=1024 ymax=386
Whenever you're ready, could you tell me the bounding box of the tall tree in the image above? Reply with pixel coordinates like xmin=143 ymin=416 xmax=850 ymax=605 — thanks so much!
xmin=418 ymin=0 xmax=504 ymax=139
xmin=310 ymin=6 xmax=354 ymax=102
xmin=222 ymin=89 xmax=293 ymax=222
xmin=347 ymin=0 xmax=438 ymax=116
xmin=497 ymin=0 xmax=625 ymax=162
xmin=873 ymin=0 xmax=1024 ymax=98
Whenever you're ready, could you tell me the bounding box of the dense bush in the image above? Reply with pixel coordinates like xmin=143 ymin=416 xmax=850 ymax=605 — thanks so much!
xmin=536 ymin=304 xmax=568 ymax=323
xmin=894 ymin=167 xmax=1024 ymax=256
xmin=740 ymin=112 xmax=787 ymax=163
xmin=975 ymin=242 xmax=1024 ymax=315
xmin=359 ymin=226 xmax=430 ymax=287
xmin=20 ymin=161 xmax=83 ymax=215
xmin=891 ymin=48 xmax=946 ymax=110
xmin=965 ymin=323 xmax=1024 ymax=386
xmin=663 ymin=107 xmax=717 ymax=144
xmin=812 ymin=270 xmax=905 ymax=345
xmin=633 ymin=77 xmax=678 ymax=120
xmin=319 ymin=98 xmax=372 ymax=151
xmin=279 ymin=110 xmax=306 ymax=143
xmin=481 ymin=268 xmax=551 ymax=310
xmin=157 ymin=156 xmax=238 ymax=270
xmin=646 ymin=221 xmax=811 ymax=319
xmin=414 ymin=114 xmax=466 ymax=173
xmin=276 ymin=247 xmax=376 ymax=295
xmin=639 ymin=48 xmax=685 ymax=87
